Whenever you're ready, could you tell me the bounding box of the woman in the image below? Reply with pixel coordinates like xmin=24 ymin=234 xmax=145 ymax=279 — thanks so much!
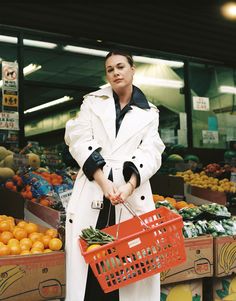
xmin=64 ymin=50 xmax=165 ymax=301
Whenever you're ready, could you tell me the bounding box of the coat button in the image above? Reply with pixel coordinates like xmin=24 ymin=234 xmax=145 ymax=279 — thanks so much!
xmin=69 ymin=219 xmax=73 ymax=223
xmin=132 ymin=156 xmax=136 ymax=159
xmin=140 ymin=164 xmax=143 ymax=168
xmin=88 ymin=146 xmax=92 ymax=150
xmin=141 ymin=196 xmax=145 ymax=200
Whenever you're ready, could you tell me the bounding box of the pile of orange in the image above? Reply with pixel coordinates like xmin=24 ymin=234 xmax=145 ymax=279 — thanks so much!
xmin=0 ymin=214 xmax=63 ymax=256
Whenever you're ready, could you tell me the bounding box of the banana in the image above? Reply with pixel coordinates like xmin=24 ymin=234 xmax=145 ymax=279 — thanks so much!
xmin=0 ymin=265 xmax=25 ymax=295
xmin=219 ymin=243 xmax=230 ymax=272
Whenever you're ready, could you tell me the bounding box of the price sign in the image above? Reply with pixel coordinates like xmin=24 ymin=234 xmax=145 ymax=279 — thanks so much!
xmin=202 ymin=130 xmax=219 ymax=144
xmin=193 ymin=96 xmax=209 ymax=111
xmin=0 ymin=112 xmax=19 ymax=130
xmin=59 ymin=189 xmax=72 ymax=211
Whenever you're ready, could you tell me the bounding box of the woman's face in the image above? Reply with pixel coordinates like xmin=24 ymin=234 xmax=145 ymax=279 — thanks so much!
xmin=105 ymin=54 xmax=135 ymax=92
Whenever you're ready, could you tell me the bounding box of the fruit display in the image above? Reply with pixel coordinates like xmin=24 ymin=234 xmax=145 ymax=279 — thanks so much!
xmin=0 ymin=214 xmax=63 ymax=256
xmin=176 ymin=169 xmax=236 ymax=193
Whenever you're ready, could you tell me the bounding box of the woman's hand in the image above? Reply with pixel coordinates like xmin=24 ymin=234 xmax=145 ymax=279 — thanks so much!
xmin=112 ymin=182 xmax=134 ymax=204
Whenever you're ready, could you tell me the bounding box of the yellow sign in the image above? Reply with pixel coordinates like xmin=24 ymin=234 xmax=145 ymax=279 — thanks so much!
xmin=2 ymin=94 xmax=18 ymax=107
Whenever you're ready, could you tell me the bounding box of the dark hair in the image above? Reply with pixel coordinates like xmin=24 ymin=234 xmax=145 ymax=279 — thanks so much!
xmin=105 ymin=50 xmax=134 ymax=67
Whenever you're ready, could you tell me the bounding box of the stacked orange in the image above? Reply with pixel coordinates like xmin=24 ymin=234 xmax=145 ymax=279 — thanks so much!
xmin=0 ymin=215 xmax=63 ymax=256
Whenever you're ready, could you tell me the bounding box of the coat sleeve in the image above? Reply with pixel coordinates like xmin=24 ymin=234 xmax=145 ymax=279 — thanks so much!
xmin=123 ymin=109 xmax=165 ymax=187
xmin=64 ymin=97 xmax=105 ymax=180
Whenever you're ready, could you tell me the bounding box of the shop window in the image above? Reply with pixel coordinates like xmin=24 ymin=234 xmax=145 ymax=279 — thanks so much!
xmin=190 ymin=62 xmax=236 ymax=149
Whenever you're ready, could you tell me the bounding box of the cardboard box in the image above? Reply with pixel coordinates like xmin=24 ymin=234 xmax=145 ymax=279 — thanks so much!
xmin=161 ymin=279 xmax=203 ymax=301
xmin=212 ymin=275 xmax=236 ymax=301
xmin=24 ymin=200 xmax=65 ymax=229
xmin=214 ymin=236 xmax=236 ymax=277
xmin=189 ymin=185 xmax=227 ymax=205
xmin=161 ymin=235 xmax=213 ymax=285
xmin=0 ymin=251 xmax=65 ymax=301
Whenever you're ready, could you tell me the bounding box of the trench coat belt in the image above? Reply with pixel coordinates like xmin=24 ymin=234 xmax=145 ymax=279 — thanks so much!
xmin=103 ymin=156 xmax=128 ymax=169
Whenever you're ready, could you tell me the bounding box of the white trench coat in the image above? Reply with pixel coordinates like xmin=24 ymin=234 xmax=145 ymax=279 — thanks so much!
xmin=64 ymin=86 xmax=165 ymax=301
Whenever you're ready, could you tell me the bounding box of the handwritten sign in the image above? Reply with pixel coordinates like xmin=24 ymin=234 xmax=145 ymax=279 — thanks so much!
xmin=0 ymin=112 xmax=19 ymax=130
xmin=202 ymin=130 xmax=219 ymax=144
xmin=193 ymin=96 xmax=209 ymax=111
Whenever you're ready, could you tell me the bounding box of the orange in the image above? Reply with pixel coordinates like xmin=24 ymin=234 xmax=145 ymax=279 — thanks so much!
xmin=24 ymin=222 xmax=39 ymax=234
xmin=44 ymin=248 xmax=53 ymax=253
xmin=17 ymin=220 xmax=28 ymax=229
xmin=0 ymin=220 xmax=11 ymax=232
xmin=0 ymin=244 xmax=11 ymax=256
xmin=32 ymin=241 xmax=44 ymax=251
xmin=29 ymin=232 xmax=43 ymax=243
xmin=20 ymin=250 xmax=31 ymax=255
xmin=14 ymin=228 xmax=28 ymax=240
xmin=8 ymin=238 xmax=20 ymax=246
xmin=9 ymin=243 xmax=21 ymax=255
xmin=48 ymin=238 xmax=63 ymax=251
xmin=45 ymin=228 xmax=58 ymax=238
xmin=40 ymin=235 xmax=52 ymax=248
xmin=20 ymin=238 xmax=32 ymax=250
xmin=0 ymin=231 xmax=14 ymax=244
xmin=30 ymin=248 xmax=43 ymax=254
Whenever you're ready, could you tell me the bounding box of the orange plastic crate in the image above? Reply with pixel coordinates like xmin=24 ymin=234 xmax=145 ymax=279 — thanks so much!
xmin=79 ymin=206 xmax=186 ymax=293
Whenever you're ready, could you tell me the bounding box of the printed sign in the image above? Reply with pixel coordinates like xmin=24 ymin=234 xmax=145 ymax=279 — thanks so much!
xmin=202 ymin=130 xmax=219 ymax=144
xmin=193 ymin=96 xmax=210 ymax=111
xmin=0 ymin=112 xmax=19 ymax=130
xmin=2 ymin=61 xmax=18 ymax=90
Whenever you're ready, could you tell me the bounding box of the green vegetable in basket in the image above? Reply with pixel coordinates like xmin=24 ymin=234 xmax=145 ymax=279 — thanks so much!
xmin=80 ymin=226 xmax=114 ymax=246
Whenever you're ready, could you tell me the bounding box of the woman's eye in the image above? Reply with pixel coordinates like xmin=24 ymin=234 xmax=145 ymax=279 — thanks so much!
xmin=107 ymin=68 xmax=113 ymax=73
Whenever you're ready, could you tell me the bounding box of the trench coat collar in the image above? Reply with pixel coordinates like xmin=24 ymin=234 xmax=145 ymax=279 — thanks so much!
xmin=86 ymin=86 xmax=157 ymax=152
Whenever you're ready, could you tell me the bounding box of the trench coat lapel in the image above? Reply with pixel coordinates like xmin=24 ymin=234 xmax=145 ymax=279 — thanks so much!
xmin=111 ymin=105 xmax=156 ymax=153
xmin=88 ymin=88 xmax=116 ymax=144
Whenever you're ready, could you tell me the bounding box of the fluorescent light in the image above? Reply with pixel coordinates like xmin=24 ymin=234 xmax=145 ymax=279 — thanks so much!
xmin=0 ymin=35 xmax=17 ymax=44
xmin=24 ymin=96 xmax=73 ymax=114
xmin=100 ymin=77 xmax=184 ymax=89
xmin=64 ymin=45 xmax=108 ymax=57
xmin=219 ymin=85 xmax=236 ymax=94
xmin=23 ymin=63 xmax=42 ymax=76
xmin=133 ymin=56 xmax=184 ymax=67
xmin=134 ymin=75 xmax=184 ymax=88
xmin=23 ymin=39 xmax=57 ymax=49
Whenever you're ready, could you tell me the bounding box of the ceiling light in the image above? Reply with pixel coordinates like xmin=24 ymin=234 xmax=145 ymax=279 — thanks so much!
xmin=133 ymin=56 xmax=184 ymax=67
xmin=134 ymin=75 xmax=184 ymax=88
xmin=0 ymin=35 xmax=17 ymax=44
xmin=219 ymin=85 xmax=236 ymax=94
xmin=23 ymin=39 xmax=57 ymax=49
xmin=23 ymin=63 xmax=42 ymax=76
xmin=221 ymin=2 xmax=236 ymax=20
xmin=99 ymin=77 xmax=184 ymax=89
xmin=63 ymin=45 xmax=108 ymax=56
xmin=24 ymin=96 xmax=73 ymax=114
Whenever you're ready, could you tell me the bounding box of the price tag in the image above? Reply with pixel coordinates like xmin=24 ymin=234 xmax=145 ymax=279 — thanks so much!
xmin=59 ymin=189 xmax=72 ymax=211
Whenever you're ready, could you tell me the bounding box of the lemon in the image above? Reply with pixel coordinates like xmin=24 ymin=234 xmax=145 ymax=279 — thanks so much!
xmin=86 ymin=244 xmax=101 ymax=252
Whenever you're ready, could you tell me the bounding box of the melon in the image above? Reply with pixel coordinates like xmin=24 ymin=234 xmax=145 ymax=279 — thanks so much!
xmin=26 ymin=153 xmax=40 ymax=169
xmin=184 ymin=154 xmax=200 ymax=163
xmin=0 ymin=146 xmax=12 ymax=161
xmin=0 ymin=167 xmax=15 ymax=181
xmin=224 ymin=150 xmax=236 ymax=160
xmin=3 ymin=154 xmax=16 ymax=171
xmin=166 ymin=154 xmax=184 ymax=162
